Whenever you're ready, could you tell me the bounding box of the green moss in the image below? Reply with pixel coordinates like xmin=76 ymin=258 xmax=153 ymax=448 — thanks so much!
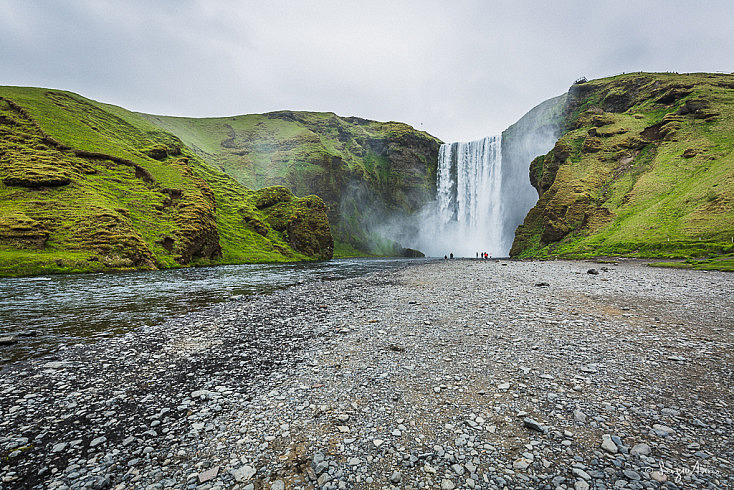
xmin=512 ymin=72 xmax=734 ymax=263
xmin=0 ymin=87 xmax=335 ymax=276
xmin=141 ymin=110 xmax=442 ymax=252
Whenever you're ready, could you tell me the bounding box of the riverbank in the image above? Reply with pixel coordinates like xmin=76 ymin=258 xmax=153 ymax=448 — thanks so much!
xmin=1 ymin=259 xmax=732 ymax=489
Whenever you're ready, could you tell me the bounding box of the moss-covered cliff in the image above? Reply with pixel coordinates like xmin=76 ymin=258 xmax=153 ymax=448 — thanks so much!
xmin=142 ymin=111 xmax=442 ymax=254
xmin=511 ymin=73 xmax=734 ymax=262
xmin=0 ymin=87 xmax=332 ymax=276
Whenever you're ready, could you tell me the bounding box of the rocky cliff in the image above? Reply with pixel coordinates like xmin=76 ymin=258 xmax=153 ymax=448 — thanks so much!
xmin=511 ymin=73 xmax=734 ymax=261
xmin=142 ymin=111 xmax=442 ymax=255
xmin=0 ymin=88 xmax=332 ymax=276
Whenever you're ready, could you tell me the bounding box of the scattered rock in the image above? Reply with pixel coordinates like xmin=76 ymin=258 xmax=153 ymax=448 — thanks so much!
xmin=601 ymin=434 xmax=618 ymax=454
xmin=523 ymin=417 xmax=544 ymax=432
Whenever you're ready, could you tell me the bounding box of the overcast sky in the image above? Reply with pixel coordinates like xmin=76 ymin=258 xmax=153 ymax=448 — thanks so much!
xmin=1 ymin=1 xmax=732 ymax=142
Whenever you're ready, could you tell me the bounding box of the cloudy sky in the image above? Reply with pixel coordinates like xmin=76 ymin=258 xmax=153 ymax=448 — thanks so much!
xmin=1 ymin=1 xmax=732 ymax=142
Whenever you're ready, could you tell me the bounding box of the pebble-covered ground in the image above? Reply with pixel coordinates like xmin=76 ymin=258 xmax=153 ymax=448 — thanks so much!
xmin=1 ymin=259 xmax=732 ymax=490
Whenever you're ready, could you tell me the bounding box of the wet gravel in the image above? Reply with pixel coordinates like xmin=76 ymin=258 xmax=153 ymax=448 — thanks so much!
xmin=1 ymin=259 xmax=732 ymax=489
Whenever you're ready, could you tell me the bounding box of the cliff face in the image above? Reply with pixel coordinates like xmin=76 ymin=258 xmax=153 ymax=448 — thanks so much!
xmin=0 ymin=87 xmax=332 ymax=276
xmin=511 ymin=73 xmax=734 ymax=259
xmin=143 ymin=111 xmax=442 ymax=254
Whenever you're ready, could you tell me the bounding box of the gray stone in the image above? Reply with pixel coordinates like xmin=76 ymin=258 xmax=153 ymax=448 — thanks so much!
xmin=523 ymin=417 xmax=544 ymax=432
xmin=198 ymin=466 xmax=219 ymax=483
xmin=573 ymin=468 xmax=591 ymax=480
xmin=601 ymin=434 xmax=618 ymax=454
xmin=51 ymin=442 xmax=68 ymax=453
xmin=270 ymin=480 xmax=285 ymax=490
xmin=231 ymin=465 xmax=256 ymax=482
xmin=630 ymin=443 xmax=650 ymax=456
xmin=441 ymin=479 xmax=456 ymax=490
xmin=390 ymin=471 xmax=402 ymax=484
xmin=623 ymin=469 xmax=641 ymax=480
xmin=575 ymin=480 xmax=590 ymax=490
xmin=0 ymin=336 xmax=17 ymax=345
xmin=451 ymin=463 xmax=465 ymax=475
xmin=89 ymin=436 xmax=106 ymax=447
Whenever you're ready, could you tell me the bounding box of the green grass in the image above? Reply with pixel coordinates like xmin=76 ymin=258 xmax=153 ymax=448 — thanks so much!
xmin=512 ymin=72 xmax=734 ymax=262
xmin=0 ymin=87 xmax=333 ymax=276
xmin=142 ymin=110 xmax=442 ymax=251
xmin=648 ymin=254 xmax=734 ymax=272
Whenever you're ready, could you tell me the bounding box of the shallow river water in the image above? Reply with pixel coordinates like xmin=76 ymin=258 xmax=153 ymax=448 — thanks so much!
xmin=0 ymin=258 xmax=427 ymax=363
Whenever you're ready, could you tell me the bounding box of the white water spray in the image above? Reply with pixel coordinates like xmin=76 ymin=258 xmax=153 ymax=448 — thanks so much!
xmin=435 ymin=135 xmax=505 ymax=257
xmin=378 ymin=95 xmax=564 ymax=258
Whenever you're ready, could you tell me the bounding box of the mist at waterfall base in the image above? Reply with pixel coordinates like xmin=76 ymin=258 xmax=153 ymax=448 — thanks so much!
xmin=384 ymin=103 xmax=562 ymax=257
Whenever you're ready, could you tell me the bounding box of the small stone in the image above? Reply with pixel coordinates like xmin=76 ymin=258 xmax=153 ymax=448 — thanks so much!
xmin=523 ymin=417 xmax=544 ymax=432
xmin=451 ymin=463 xmax=464 ymax=475
xmin=337 ymin=414 xmax=350 ymax=422
xmin=231 ymin=465 xmax=257 ymax=482
xmin=198 ymin=466 xmax=219 ymax=483
xmin=270 ymin=480 xmax=285 ymax=490
xmin=601 ymin=434 xmax=618 ymax=454
xmin=391 ymin=429 xmax=402 ymax=437
xmin=623 ymin=469 xmax=641 ymax=480
xmin=313 ymin=461 xmax=329 ymax=476
xmin=587 ymin=268 xmax=599 ymax=275
xmin=651 ymin=471 xmax=667 ymax=482
xmin=575 ymin=480 xmax=590 ymax=490
xmin=513 ymin=458 xmax=531 ymax=470
xmin=348 ymin=457 xmax=361 ymax=466
xmin=497 ymin=382 xmax=510 ymax=390
xmin=373 ymin=439 xmax=384 ymax=448
xmin=573 ymin=410 xmax=587 ymax=423
xmin=390 ymin=471 xmax=402 ymax=484
xmin=89 ymin=436 xmax=106 ymax=447
xmin=51 ymin=442 xmax=68 ymax=453
xmin=630 ymin=443 xmax=650 ymax=456
xmin=651 ymin=424 xmax=674 ymax=436
xmin=0 ymin=336 xmax=17 ymax=345
xmin=441 ymin=479 xmax=455 ymax=490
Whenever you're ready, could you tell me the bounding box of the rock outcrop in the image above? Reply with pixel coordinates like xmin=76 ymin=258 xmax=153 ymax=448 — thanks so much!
xmin=143 ymin=110 xmax=441 ymax=254
xmin=0 ymin=87 xmax=333 ymax=276
xmin=511 ymin=72 xmax=734 ymax=259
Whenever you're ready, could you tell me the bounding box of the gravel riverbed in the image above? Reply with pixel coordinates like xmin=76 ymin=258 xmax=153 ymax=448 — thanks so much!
xmin=1 ymin=259 xmax=732 ymax=489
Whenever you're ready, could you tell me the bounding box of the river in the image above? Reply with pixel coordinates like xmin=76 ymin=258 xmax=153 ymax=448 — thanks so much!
xmin=0 ymin=258 xmax=429 ymax=364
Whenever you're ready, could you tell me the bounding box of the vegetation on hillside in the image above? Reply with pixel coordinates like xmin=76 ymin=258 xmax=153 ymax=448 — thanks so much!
xmin=511 ymin=73 xmax=734 ymax=268
xmin=0 ymin=87 xmax=332 ymax=276
xmin=142 ymin=111 xmax=441 ymax=253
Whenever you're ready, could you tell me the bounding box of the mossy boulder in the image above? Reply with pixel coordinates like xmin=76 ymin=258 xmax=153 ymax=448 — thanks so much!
xmin=257 ymin=188 xmax=333 ymax=259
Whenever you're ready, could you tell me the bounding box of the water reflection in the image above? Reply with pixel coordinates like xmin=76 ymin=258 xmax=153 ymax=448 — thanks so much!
xmin=0 ymin=258 xmax=427 ymax=363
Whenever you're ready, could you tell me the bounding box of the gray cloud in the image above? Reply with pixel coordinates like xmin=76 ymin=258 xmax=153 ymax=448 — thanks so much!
xmin=1 ymin=0 xmax=732 ymax=142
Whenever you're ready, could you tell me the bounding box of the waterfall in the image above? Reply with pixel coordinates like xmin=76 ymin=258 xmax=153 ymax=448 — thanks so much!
xmin=434 ymin=135 xmax=505 ymax=257
xmin=387 ymin=96 xmax=563 ymax=258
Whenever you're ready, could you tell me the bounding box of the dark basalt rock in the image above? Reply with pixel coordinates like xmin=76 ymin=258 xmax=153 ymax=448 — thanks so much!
xmin=402 ymin=248 xmax=425 ymax=258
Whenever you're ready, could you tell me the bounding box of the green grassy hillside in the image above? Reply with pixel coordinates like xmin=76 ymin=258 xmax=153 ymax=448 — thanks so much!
xmin=0 ymin=87 xmax=332 ymax=276
xmin=511 ymin=73 xmax=734 ymax=267
xmin=141 ymin=111 xmax=441 ymax=254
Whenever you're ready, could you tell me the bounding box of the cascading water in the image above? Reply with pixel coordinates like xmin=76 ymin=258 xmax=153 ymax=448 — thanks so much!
xmin=384 ymin=95 xmax=563 ymax=258
xmin=434 ymin=135 xmax=506 ymax=257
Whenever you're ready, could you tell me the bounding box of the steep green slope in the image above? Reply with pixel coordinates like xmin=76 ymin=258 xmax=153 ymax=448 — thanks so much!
xmin=0 ymin=87 xmax=332 ymax=276
xmin=141 ymin=111 xmax=441 ymax=254
xmin=511 ymin=73 xmax=734 ymax=264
